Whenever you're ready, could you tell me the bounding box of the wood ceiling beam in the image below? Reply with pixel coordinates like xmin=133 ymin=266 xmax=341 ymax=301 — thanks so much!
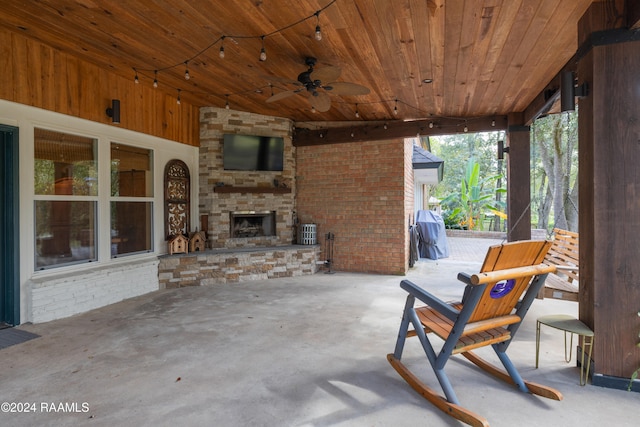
xmin=522 ymin=53 xmax=578 ymax=126
xmin=293 ymin=116 xmax=507 ymax=147
xmin=628 ymin=0 xmax=640 ymax=29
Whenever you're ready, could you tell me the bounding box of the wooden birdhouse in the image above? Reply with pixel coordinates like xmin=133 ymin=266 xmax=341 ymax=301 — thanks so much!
xmin=168 ymin=234 xmax=189 ymax=255
xmin=189 ymin=230 xmax=206 ymax=252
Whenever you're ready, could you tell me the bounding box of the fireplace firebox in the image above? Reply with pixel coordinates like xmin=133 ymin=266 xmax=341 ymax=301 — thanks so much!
xmin=230 ymin=211 xmax=276 ymax=238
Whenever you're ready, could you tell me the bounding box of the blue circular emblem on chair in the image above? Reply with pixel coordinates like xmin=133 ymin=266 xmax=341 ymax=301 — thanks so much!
xmin=490 ymin=279 xmax=515 ymax=299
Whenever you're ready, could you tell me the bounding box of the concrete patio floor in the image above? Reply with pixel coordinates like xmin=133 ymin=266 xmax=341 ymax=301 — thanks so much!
xmin=1 ymin=237 xmax=638 ymax=427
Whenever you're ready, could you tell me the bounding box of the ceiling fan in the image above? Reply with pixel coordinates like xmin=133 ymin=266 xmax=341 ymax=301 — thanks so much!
xmin=266 ymin=57 xmax=370 ymax=112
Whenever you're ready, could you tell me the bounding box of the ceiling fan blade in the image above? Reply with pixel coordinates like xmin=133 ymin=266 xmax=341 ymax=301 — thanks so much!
xmin=309 ymin=91 xmax=332 ymax=112
xmin=310 ymin=66 xmax=341 ymax=84
xmin=266 ymin=90 xmax=298 ymax=103
xmin=326 ymin=82 xmax=371 ymax=96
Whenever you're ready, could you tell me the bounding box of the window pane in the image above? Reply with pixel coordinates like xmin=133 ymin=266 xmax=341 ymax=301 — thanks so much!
xmin=111 ymin=202 xmax=153 ymax=256
xmin=111 ymin=143 xmax=153 ymax=197
xmin=35 ymin=201 xmax=97 ymax=269
xmin=34 ymin=128 xmax=98 ymax=196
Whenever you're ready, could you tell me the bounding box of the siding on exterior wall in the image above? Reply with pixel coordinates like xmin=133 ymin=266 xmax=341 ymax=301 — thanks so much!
xmin=0 ymin=28 xmax=199 ymax=147
xmin=296 ymin=139 xmax=409 ymax=275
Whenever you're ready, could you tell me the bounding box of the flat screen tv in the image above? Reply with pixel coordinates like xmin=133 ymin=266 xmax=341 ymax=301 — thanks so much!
xmin=223 ymin=134 xmax=284 ymax=171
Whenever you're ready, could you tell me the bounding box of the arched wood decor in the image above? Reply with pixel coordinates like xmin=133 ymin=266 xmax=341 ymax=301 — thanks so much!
xmin=164 ymin=159 xmax=190 ymax=240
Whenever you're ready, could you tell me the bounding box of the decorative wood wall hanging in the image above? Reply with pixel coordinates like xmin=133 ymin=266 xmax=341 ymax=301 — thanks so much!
xmin=164 ymin=159 xmax=190 ymax=240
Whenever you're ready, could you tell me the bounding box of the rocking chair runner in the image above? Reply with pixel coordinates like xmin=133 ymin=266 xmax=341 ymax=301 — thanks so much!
xmin=388 ymin=240 xmax=562 ymax=427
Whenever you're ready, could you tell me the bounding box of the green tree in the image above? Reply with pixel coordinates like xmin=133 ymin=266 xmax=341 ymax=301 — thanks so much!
xmin=431 ymin=132 xmax=506 ymax=230
xmin=440 ymin=158 xmax=505 ymax=230
xmin=531 ymin=112 xmax=578 ymax=232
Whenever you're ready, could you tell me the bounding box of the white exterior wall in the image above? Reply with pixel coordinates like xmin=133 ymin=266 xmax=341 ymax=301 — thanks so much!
xmin=28 ymin=260 xmax=159 ymax=323
xmin=0 ymin=100 xmax=199 ymax=324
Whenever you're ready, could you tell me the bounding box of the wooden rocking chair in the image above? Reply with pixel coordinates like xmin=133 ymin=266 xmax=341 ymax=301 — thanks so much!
xmin=388 ymin=240 xmax=562 ymax=427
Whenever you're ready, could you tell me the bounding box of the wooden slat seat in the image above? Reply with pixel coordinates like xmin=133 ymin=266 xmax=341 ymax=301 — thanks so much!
xmin=416 ymin=306 xmax=517 ymax=353
xmin=539 ymin=228 xmax=579 ymax=301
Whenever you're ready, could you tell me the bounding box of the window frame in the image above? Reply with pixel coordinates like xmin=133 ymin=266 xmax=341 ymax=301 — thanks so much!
xmin=33 ymin=128 xmax=99 ymax=270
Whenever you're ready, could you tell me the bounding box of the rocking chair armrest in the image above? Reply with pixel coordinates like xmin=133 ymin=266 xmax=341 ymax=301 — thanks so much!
xmin=400 ymin=280 xmax=459 ymax=321
xmin=457 ymin=272 xmax=474 ymax=286
xmin=470 ymin=264 xmax=557 ymax=285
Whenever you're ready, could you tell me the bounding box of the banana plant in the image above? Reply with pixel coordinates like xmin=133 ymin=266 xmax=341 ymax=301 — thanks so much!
xmin=441 ymin=158 xmax=505 ymax=230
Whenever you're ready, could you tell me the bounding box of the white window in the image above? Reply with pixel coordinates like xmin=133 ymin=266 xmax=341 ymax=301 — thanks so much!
xmin=110 ymin=142 xmax=154 ymax=257
xmin=34 ymin=128 xmax=98 ymax=269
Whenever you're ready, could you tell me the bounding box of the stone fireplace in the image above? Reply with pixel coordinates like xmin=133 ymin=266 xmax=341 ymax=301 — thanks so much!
xmin=199 ymin=107 xmax=296 ymax=249
xmin=230 ymin=211 xmax=276 ymax=238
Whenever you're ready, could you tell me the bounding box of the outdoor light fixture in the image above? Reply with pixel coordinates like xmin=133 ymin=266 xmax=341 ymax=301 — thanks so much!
xmin=497 ymin=140 xmax=509 ymax=160
xmin=106 ymin=99 xmax=121 ymax=124
xmin=561 ymin=71 xmax=589 ymax=112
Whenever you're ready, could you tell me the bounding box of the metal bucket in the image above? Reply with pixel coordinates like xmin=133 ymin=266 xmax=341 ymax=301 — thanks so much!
xmin=298 ymin=224 xmax=317 ymax=245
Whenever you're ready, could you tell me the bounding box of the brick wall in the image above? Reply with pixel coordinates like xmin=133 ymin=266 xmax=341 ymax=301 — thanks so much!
xmin=296 ymin=139 xmax=411 ymax=275
xmin=199 ymin=107 xmax=296 ymax=248
xmin=28 ymin=260 xmax=159 ymax=323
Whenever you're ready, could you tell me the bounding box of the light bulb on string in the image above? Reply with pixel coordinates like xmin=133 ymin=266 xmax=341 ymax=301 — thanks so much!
xmin=225 ymin=95 xmax=230 ymax=110
xmin=314 ymin=11 xmax=322 ymax=41
xmin=355 ymin=104 xmax=359 ymax=118
xmin=219 ymin=36 xmax=225 ymax=59
xmin=259 ymin=36 xmax=267 ymax=61
xmin=177 ymin=89 xmax=181 ymax=105
xmin=184 ymin=62 xmax=190 ymax=80
xmin=153 ymin=70 xmax=158 ymax=88
xmin=393 ymin=99 xmax=398 ymax=116
xmin=429 ymin=122 xmax=434 ymax=129
xmin=134 ymin=68 xmax=139 ymax=84
xmin=491 ymin=119 xmax=496 ymax=127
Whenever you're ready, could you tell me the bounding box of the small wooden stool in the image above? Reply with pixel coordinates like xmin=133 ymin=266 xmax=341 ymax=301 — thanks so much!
xmin=536 ymin=314 xmax=594 ymax=386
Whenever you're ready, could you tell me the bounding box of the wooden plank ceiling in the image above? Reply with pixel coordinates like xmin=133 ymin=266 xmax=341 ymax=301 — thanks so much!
xmin=1 ymin=0 xmax=595 ymax=123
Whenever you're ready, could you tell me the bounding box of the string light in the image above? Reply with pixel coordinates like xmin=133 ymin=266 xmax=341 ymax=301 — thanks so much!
xmin=259 ymin=36 xmax=267 ymax=61
xmin=355 ymin=104 xmax=359 ymax=118
xmin=393 ymin=99 xmax=398 ymax=115
xmin=311 ymin=106 xmax=317 ymax=113
xmin=314 ymin=11 xmax=322 ymax=41
xmin=383 ymin=123 xmax=388 ymax=130
xmin=429 ymin=122 xmax=434 ymax=128
xmin=177 ymin=89 xmax=181 ymax=105
xmin=225 ymin=95 xmax=230 ymax=109
xmin=129 ymin=1 xmax=339 ymax=100
xmin=491 ymin=119 xmax=496 ymax=127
